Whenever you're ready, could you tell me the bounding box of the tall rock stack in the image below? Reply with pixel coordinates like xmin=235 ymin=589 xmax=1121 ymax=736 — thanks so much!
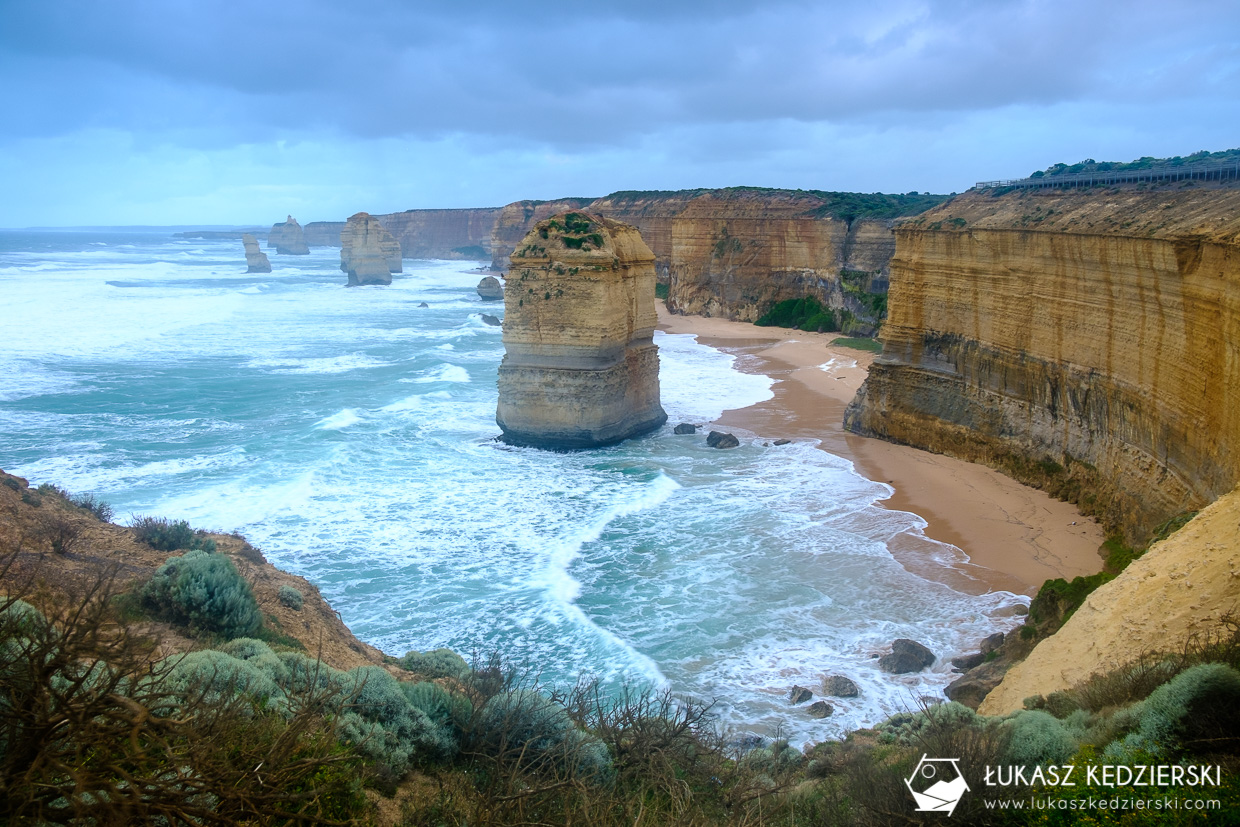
xmin=268 ymin=215 xmax=310 ymax=255
xmin=241 ymin=233 xmax=271 ymax=273
xmin=496 ymin=212 xmax=667 ymax=448
xmin=340 ymin=212 xmax=403 ymax=286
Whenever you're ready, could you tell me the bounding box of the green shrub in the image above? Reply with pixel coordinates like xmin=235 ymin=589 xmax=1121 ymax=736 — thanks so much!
xmin=131 ymin=515 xmax=217 ymax=552
xmin=338 ymin=666 xmax=456 ymax=771
xmin=70 ymin=492 xmax=114 ymax=522
xmin=1107 ymin=663 xmax=1240 ymax=759
xmin=142 ymin=549 xmax=262 ymax=639
xmin=279 ymin=651 xmax=344 ymax=695
xmin=879 ymin=702 xmax=980 ymax=745
xmin=218 ymin=637 xmax=290 ymax=684
xmin=162 ymin=650 xmax=282 ymax=708
xmin=475 ymin=689 xmax=611 ymax=779
xmin=399 ymin=647 xmax=468 ymax=680
xmin=277 ymin=585 xmax=304 ymax=611
xmin=1001 ymin=709 xmax=1077 ymax=765
xmin=403 ymin=681 xmax=472 ymax=732
xmin=754 ymin=296 xmax=838 ymax=331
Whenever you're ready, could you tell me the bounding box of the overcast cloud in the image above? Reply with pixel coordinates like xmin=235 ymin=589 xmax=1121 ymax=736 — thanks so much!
xmin=2 ymin=0 xmax=1237 ymax=225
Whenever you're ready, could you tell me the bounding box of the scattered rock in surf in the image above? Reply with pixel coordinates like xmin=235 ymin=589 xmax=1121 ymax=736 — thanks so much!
xmin=773 ymin=438 xmax=792 ymax=446
xmin=418 ymin=302 xmax=429 ymax=308
xmin=789 ymin=685 xmax=813 ymax=705
xmin=807 ymin=700 xmax=833 ymax=718
xmin=477 ymin=276 xmax=504 ymax=301
xmin=981 ymin=632 xmax=1005 ymax=654
xmin=945 ymin=659 xmax=1010 ymax=710
xmin=951 ymin=652 xmax=987 ymax=672
xmin=481 ymin=314 xmax=501 ymax=326
xmin=707 ymin=431 xmax=740 ymax=449
xmin=821 ymin=675 xmax=860 ymax=697
xmin=674 ymin=423 xmax=698 ymax=434
xmin=878 ymin=638 xmax=936 ymax=674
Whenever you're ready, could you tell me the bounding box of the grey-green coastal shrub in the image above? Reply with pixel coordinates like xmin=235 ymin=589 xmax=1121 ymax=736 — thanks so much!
xmin=218 ymin=637 xmax=290 ymax=684
xmin=339 ymin=666 xmax=456 ymax=771
xmin=878 ymin=702 xmax=980 ymax=745
xmin=131 ymin=515 xmax=215 ymax=552
xmin=162 ymin=650 xmax=282 ymax=708
xmin=1105 ymin=663 xmax=1240 ymax=760
xmin=476 ymin=689 xmax=611 ymax=779
xmin=399 ymin=647 xmax=468 ymax=680
xmin=277 ymin=585 xmax=304 ymax=611
xmin=403 ymin=680 xmax=472 ymax=732
xmin=1000 ymin=709 xmax=1078 ymax=765
xmin=142 ymin=549 xmax=261 ymax=639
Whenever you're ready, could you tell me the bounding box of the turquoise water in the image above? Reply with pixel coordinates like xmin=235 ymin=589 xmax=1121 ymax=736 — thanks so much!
xmin=0 ymin=230 xmax=1026 ymax=744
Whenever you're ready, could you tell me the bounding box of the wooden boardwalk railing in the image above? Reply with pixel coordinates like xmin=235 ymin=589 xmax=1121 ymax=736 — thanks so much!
xmin=975 ymin=159 xmax=1240 ymax=190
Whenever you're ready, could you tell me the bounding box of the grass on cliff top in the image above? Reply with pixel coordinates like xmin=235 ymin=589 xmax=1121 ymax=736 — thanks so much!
xmin=600 ymin=187 xmax=949 ymax=221
xmin=1031 ymin=146 xmax=1240 ymax=178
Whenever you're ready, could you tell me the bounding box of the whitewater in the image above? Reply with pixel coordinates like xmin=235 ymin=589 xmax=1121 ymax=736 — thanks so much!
xmin=0 ymin=230 xmax=1027 ymax=744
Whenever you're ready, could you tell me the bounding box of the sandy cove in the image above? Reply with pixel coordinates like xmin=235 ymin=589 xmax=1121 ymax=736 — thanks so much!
xmin=657 ymin=306 xmax=1105 ymax=597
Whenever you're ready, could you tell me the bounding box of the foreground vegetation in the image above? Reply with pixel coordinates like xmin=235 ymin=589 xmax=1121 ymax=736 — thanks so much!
xmin=2 ymin=480 xmax=1238 ymax=825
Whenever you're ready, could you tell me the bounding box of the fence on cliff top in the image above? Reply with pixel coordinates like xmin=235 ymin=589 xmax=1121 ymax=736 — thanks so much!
xmin=974 ymin=158 xmax=1240 ymax=190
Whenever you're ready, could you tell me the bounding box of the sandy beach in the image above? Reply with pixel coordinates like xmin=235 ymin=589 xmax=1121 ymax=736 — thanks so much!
xmin=657 ymin=306 xmax=1105 ymax=597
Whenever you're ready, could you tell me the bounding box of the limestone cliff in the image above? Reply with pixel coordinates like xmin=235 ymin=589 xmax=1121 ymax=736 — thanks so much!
xmin=496 ymin=212 xmax=667 ymax=448
xmin=267 ymin=215 xmax=310 ymax=255
xmin=491 ymin=189 xmax=941 ymax=324
xmin=341 ymin=212 xmax=403 ymax=286
xmin=378 ymin=208 xmax=500 ymax=260
xmin=490 ymin=199 xmax=595 ymax=270
xmin=846 ymin=184 xmax=1240 ymax=543
xmin=979 ymin=485 xmax=1240 ymax=715
xmin=303 ymin=221 xmax=345 ymax=246
xmin=241 ymin=233 xmax=271 ymax=273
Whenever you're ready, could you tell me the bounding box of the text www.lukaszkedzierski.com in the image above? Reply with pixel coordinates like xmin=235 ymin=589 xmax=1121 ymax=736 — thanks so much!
xmin=984 ymin=797 xmax=1220 ymax=811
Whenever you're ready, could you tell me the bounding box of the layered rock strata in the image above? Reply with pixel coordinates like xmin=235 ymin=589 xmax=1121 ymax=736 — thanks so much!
xmin=491 ymin=189 xmax=938 ymax=325
xmin=489 ymin=199 xmax=595 ymax=270
xmin=241 ymin=233 xmax=271 ymax=273
xmin=268 ymin=215 xmax=310 ymax=255
xmin=845 ymin=185 xmax=1240 ymax=542
xmin=380 ymin=208 xmax=500 ymax=259
xmin=341 ymin=212 xmax=403 ymax=286
xmin=496 ymin=213 xmax=667 ymax=448
xmin=303 ymin=221 xmax=345 ymax=246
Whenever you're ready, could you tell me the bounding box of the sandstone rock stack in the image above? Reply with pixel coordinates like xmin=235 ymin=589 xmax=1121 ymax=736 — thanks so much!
xmin=268 ymin=215 xmax=310 ymax=255
xmin=241 ymin=234 xmax=271 ymax=273
xmin=340 ymin=212 xmax=403 ymax=286
xmin=476 ymin=276 xmax=504 ymax=300
xmin=496 ymin=212 xmax=667 ymax=448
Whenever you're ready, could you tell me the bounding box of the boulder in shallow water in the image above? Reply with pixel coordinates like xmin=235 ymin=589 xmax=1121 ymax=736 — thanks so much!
xmin=674 ymin=423 xmax=698 ymax=435
xmin=477 ymin=276 xmax=504 ymax=301
xmin=241 ymin=234 xmax=271 ymax=273
xmin=807 ymin=700 xmax=834 ymax=718
xmin=821 ymin=675 xmax=860 ymax=697
xmin=789 ymin=685 xmax=813 ymax=704
xmin=878 ymin=639 xmax=936 ymax=674
xmin=706 ymin=431 xmax=740 ymax=449
xmin=980 ymin=632 xmax=1005 ymax=654
xmin=481 ymin=314 xmax=500 ymax=326
xmin=496 ymin=212 xmax=666 ymax=449
xmin=951 ymin=652 xmax=987 ymax=672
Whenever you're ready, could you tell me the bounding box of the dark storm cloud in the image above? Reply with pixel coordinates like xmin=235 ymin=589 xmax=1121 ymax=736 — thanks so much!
xmin=6 ymin=0 xmax=1236 ymax=150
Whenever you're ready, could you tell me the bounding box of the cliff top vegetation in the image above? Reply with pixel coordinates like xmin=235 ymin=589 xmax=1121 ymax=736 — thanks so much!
xmin=599 ymin=187 xmax=948 ymax=222
xmin=1031 ymin=147 xmax=1240 ymax=178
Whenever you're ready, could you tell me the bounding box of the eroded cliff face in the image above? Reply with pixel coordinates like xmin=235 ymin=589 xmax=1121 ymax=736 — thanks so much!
xmin=979 ymin=484 xmax=1240 ymax=715
xmin=378 ymin=208 xmax=500 ymax=260
xmin=489 ymin=199 xmax=594 ymax=270
xmin=846 ymin=185 xmax=1240 ymax=542
xmin=303 ymin=221 xmax=344 ymax=246
xmin=490 ymin=189 xmax=924 ymax=323
xmin=341 ymin=212 xmax=402 ymax=286
xmin=241 ymin=233 xmax=271 ymax=273
xmin=268 ymin=215 xmax=309 ymax=255
xmin=496 ymin=212 xmax=666 ymax=448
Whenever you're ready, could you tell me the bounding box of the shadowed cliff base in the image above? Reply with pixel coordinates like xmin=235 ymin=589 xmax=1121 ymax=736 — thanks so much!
xmin=846 ymin=183 xmax=1240 ymax=546
xmin=496 ymin=212 xmax=666 ymax=449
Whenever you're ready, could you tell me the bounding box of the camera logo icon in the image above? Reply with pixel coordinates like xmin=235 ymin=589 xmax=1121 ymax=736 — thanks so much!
xmin=905 ymin=754 xmax=969 ymax=816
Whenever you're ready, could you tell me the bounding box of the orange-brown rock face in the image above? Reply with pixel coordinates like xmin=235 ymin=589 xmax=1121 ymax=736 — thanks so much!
xmin=341 ymin=212 xmax=403 ymax=286
xmin=497 ymin=212 xmax=667 ymax=448
xmin=491 ymin=189 xmax=925 ymax=326
xmin=241 ymin=233 xmax=271 ymax=273
xmin=846 ymin=185 xmax=1240 ymax=542
xmin=378 ymin=208 xmax=500 ymax=260
xmin=489 ymin=199 xmax=595 ymax=270
xmin=267 ymin=215 xmax=309 ymax=255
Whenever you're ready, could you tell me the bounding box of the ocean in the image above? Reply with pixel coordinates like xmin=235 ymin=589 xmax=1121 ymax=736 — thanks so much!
xmin=0 ymin=229 xmax=1027 ymax=745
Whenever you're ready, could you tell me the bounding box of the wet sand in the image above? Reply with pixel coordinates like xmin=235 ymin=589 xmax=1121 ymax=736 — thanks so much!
xmin=657 ymin=306 xmax=1105 ymax=596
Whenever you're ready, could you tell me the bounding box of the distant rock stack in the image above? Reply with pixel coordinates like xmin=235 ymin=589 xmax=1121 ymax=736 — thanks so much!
xmin=241 ymin=233 xmax=271 ymax=273
xmin=496 ymin=212 xmax=667 ymax=448
xmin=268 ymin=215 xmax=310 ymax=255
xmin=340 ymin=212 xmax=403 ymax=286
xmin=477 ymin=276 xmax=504 ymax=300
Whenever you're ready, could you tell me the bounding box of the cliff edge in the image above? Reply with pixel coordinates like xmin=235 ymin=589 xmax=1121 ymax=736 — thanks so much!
xmin=496 ymin=212 xmax=666 ymax=448
xmin=846 ymin=184 xmax=1240 ymax=543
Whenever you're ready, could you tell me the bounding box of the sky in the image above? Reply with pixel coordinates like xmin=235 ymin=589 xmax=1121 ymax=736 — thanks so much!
xmin=2 ymin=0 xmax=1238 ymax=227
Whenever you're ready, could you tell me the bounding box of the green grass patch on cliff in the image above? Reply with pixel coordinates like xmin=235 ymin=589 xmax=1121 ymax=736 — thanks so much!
xmin=653 ymin=283 xmax=668 ymax=301
xmin=1031 ymin=147 xmax=1240 ymax=178
xmin=830 ymin=336 xmax=882 ymax=353
xmin=754 ymin=296 xmax=838 ymax=332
